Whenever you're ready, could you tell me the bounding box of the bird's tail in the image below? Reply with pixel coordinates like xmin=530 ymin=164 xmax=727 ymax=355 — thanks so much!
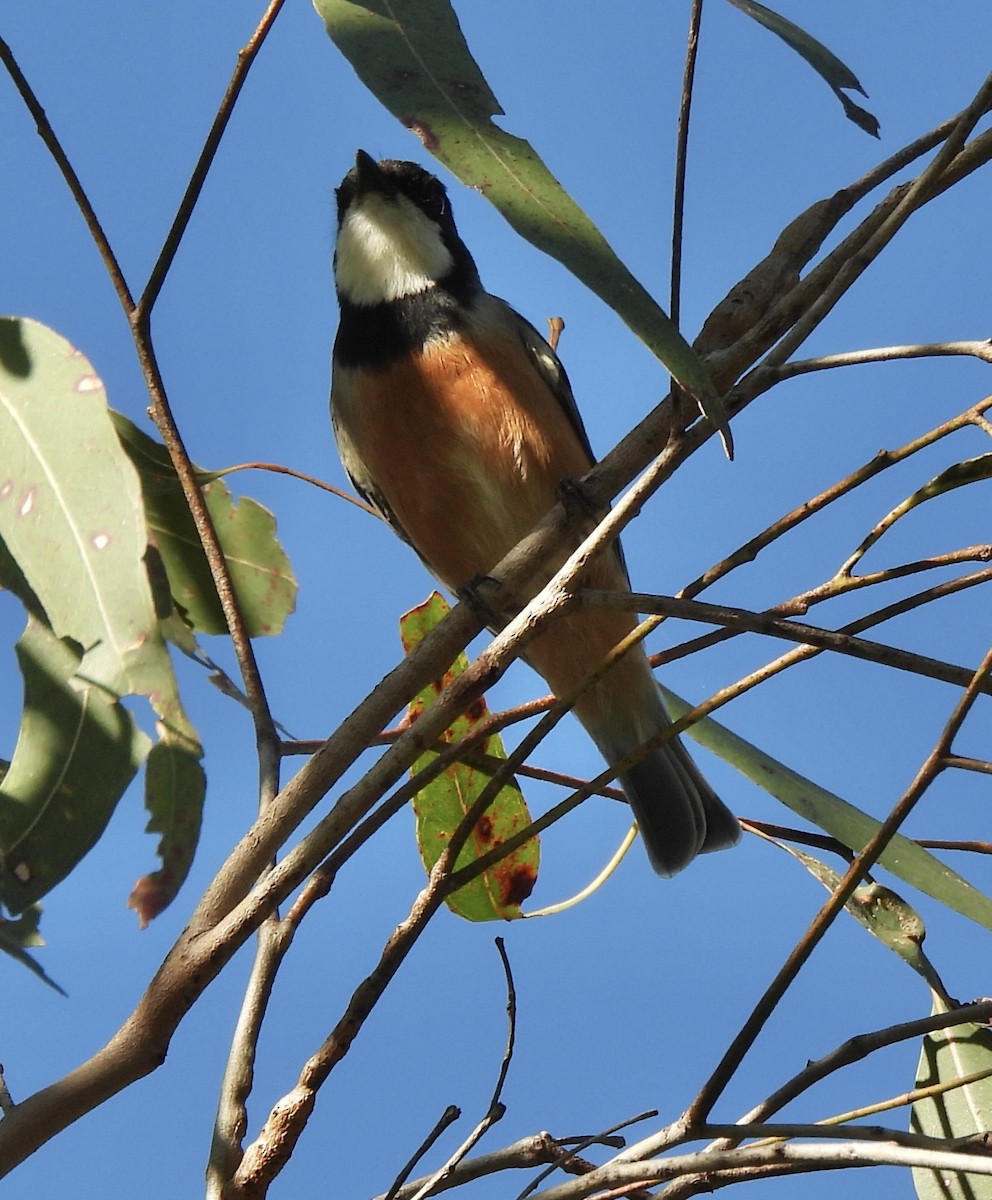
xmin=519 ymin=580 xmax=739 ymax=876
xmin=573 ymin=658 xmax=740 ymax=877
xmin=617 ymin=729 xmax=740 ymax=877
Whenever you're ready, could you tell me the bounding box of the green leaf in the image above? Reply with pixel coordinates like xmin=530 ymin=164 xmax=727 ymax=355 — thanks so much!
xmin=0 ymin=318 xmax=204 ymax=919
xmin=0 ymin=615 xmax=149 ymax=913
xmin=911 ymin=993 xmax=992 ymax=1200
xmin=314 ymin=0 xmax=732 ymax=455
xmin=724 ymin=0 xmax=879 ymax=136
xmin=662 ymin=686 xmax=992 ymax=932
xmin=400 ymin=593 xmax=539 ymax=921
xmin=769 ymin=840 xmax=950 ymax=996
xmin=0 ymin=318 xmax=162 ymax=698
xmin=111 ymin=413 xmax=297 ymax=639
xmin=127 ymin=735 xmax=206 ymax=928
xmin=0 ymin=904 xmax=66 ymax=996
xmin=851 ymin=455 xmax=992 ymax=568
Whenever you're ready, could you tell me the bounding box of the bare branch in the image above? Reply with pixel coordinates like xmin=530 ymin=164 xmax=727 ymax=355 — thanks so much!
xmin=675 ymin=641 xmax=992 ymax=1128
xmin=528 ymin=1139 xmax=992 ymax=1200
xmin=405 ymin=939 xmax=518 ymax=1200
xmin=0 ymin=35 xmax=133 ymax=310
xmin=773 ymin=339 xmax=992 ymax=380
xmin=731 ymin=1000 xmax=992 ymax=1131
xmin=384 ymin=1107 xmax=462 ymax=1200
xmin=136 ymin=0 xmax=288 ymax=318
xmin=583 ymin=587 xmax=992 ymax=694
xmin=671 ymin=0 xmax=704 ymax=327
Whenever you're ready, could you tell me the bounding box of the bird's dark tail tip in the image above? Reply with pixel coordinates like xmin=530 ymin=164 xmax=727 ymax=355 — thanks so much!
xmin=619 ymin=737 xmax=740 ymax=878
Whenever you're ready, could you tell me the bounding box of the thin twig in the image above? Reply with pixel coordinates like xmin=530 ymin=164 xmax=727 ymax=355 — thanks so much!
xmin=529 ymin=1139 xmax=992 ymax=1200
xmin=0 ymin=35 xmax=133 ymax=309
xmin=681 ymin=642 xmax=992 ymax=1128
xmin=583 ymin=587 xmax=992 ymax=695
xmin=384 ymin=1106 xmax=463 ymax=1200
xmin=671 ymin=0 xmax=704 ymax=327
xmin=797 ymin=1063 xmax=992 ymax=1133
xmin=917 ymin=837 xmax=992 ymax=852
xmin=772 ymin=338 xmax=992 ymax=380
xmin=206 ymin=915 xmax=293 ymax=1193
xmin=517 ymin=1112 xmax=660 ymax=1200
xmin=137 ymin=0 xmax=287 ymax=316
xmin=701 ymin=1122 xmax=986 ymax=1150
xmin=377 ymin=1130 xmax=627 ymax=1200
xmin=739 ymin=820 xmax=855 ymax=861
xmin=942 ymin=757 xmax=992 ymax=778
xmin=213 ymin=460 xmax=379 ymax=515
xmin=134 ymin=338 xmax=277 ymax=741
xmin=407 ymin=939 xmax=518 ymax=1200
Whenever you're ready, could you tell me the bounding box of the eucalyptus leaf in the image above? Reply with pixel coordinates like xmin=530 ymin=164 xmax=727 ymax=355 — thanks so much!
xmin=0 ymin=318 xmax=204 ymax=922
xmin=401 ymin=592 xmax=539 ymax=921
xmin=911 ymin=992 xmax=992 ymax=1200
xmin=724 ymin=0 xmax=879 ymax=136
xmin=663 ymin=686 xmax=992 ymax=931
xmin=0 ymin=615 xmax=149 ymax=913
xmin=112 ymin=413 xmax=297 ymax=639
xmin=0 ymin=904 xmax=66 ymax=996
xmin=314 ymin=0 xmax=732 ymax=454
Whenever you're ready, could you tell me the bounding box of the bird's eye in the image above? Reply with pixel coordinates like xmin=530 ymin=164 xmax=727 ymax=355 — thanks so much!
xmin=418 ymin=183 xmax=447 ymax=224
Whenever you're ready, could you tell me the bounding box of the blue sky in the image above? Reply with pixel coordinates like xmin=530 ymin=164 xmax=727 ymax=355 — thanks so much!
xmin=1 ymin=2 xmax=991 ymax=1197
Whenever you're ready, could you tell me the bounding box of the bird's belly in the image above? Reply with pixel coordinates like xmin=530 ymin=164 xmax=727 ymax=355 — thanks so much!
xmin=335 ymin=337 xmax=592 ymax=589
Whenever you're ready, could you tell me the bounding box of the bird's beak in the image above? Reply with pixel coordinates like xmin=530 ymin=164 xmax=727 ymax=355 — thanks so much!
xmin=353 ymin=149 xmax=392 ymax=197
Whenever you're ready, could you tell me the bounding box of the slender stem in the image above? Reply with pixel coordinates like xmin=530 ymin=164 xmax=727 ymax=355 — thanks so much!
xmin=682 ymin=643 xmax=992 ymax=1127
xmin=773 ymin=338 xmax=992 ymax=380
xmin=730 ymin=1000 xmax=992 ymax=1132
xmin=760 ymin=72 xmax=992 ymax=374
xmin=133 ymin=335 xmax=276 ymax=743
xmin=530 ymin=1139 xmax=992 ymax=1200
xmin=384 ymin=1107 xmax=462 ymax=1200
xmin=136 ymin=0 xmax=288 ymax=318
xmin=671 ymin=0 xmax=704 ymax=326
xmin=584 ymin=587 xmax=992 ymax=695
xmin=406 ymin=940 xmax=517 ymax=1200
xmin=0 ymin=35 xmax=133 ymax=310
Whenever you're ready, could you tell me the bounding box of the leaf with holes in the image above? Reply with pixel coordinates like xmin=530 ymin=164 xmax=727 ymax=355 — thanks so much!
xmin=0 ymin=317 xmax=204 ymax=923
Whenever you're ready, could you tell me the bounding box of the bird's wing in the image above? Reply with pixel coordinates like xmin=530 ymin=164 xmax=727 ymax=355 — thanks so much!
xmin=494 ymin=296 xmax=630 ymax=580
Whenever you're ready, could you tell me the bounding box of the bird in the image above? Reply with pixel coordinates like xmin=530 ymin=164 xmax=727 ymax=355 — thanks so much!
xmin=329 ymin=150 xmax=740 ymax=876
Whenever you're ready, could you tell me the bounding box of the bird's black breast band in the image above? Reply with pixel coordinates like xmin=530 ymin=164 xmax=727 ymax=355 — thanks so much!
xmin=333 ymin=289 xmax=470 ymax=369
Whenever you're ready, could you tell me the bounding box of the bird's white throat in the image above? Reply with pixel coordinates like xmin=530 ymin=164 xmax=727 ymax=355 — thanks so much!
xmin=335 ymin=192 xmax=454 ymax=305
